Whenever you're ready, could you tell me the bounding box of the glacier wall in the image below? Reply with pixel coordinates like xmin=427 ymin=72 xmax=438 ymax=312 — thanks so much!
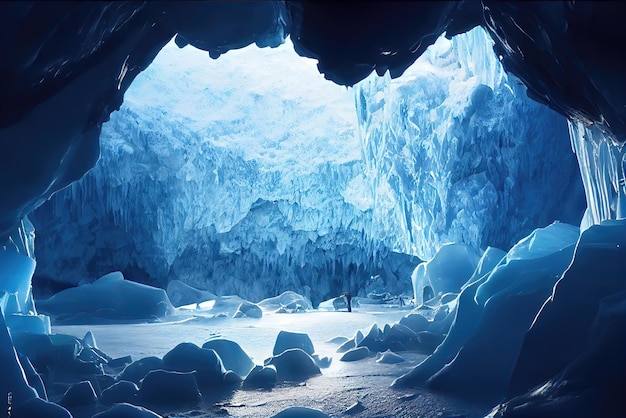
xmin=31 ymin=28 xmax=585 ymax=303
xmin=30 ymin=39 xmax=415 ymax=305
xmin=354 ymin=27 xmax=585 ymax=259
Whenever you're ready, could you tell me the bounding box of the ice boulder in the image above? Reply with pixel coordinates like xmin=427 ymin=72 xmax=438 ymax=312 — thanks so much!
xmin=59 ymin=380 xmax=97 ymax=417
xmin=162 ymin=342 xmax=225 ymax=388
xmin=11 ymin=397 xmax=71 ymax=418
xmin=202 ymin=339 xmax=254 ymax=377
xmin=166 ymin=280 xmax=217 ymax=308
xmin=243 ymin=365 xmax=277 ymax=389
xmin=37 ymin=272 xmax=175 ymax=321
xmin=376 ymin=350 xmax=405 ymax=364
xmin=118 ymin=356 xmax=165 ymax=384
xmin=340 ymin=346 xmax=371 ymax=362
xmin=411 ymin=243 xmax=480 ymax=306
xmin=273 ymin=330 xmax=315 ymax=356
xmin=138 ymin=370 xmax=201 ymax=407
xmin=233 ymin=301 xmax=263 ymax=318
xmin=258 ymin=291 xmax=313 ymax=312
xmin=265 ymin=348 xmax=321 ymax=381
xmin=92 ymin=403 xmax=162 ymax=418
xmin=100 ymin=380 xmax=139 ymax=405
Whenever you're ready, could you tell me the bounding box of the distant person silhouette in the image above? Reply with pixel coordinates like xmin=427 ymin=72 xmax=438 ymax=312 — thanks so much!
xmin=344 ymin=292 xmax=352 ymax=312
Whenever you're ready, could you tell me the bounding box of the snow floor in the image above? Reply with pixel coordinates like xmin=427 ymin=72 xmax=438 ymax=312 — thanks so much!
xmin=54 ymin=306 xmax=489 ymax=417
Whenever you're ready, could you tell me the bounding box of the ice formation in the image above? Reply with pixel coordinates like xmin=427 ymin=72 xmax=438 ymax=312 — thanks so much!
xmin=30 ymin=37 xmax=416 ymax=306
xmin=2 ymin=2 xmax=626 ymax=418
xmin=355 ymin=27 xmax=584 ymax=259
xmin=31 ymin=28 xmax=584 ymax=311
xmin=36 ymin=272 xmax=174 ymax=322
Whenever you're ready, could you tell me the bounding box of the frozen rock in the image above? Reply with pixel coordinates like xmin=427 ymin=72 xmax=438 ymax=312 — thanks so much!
xmin=92 ymin=402 xmax=162 ymax=418
xmin=138 ymin=370 xmax=201 ymax=407
xmin=382 ymin=323 xmax=417 ymax=345
xmin=243 ymin=365 xmax=277 ymax=389
xmin=233 ymin=301 xmax=263 ymax=318
xmin=336 ymin=338 xmax=355 ymax=353
xmin=163 ymin=342 xmax=225 ymax=388
xmin=398 ymin=313 xmax=430 ymax=333
xmin=325 ymin=335 xmax=349 ymax=345
xmin=271 ymin=406 xmax=330 ymax=418
xmin=202 ymin=339 xmax=254 ymax=377
xmin=59 ymin=380 xmax=97 ymax=409
xmin=273 ymin=330 xmax=315 ymax=356
xmin=166 ymin=280 xmax=217 ymax=308
xmin=118 ymin=356 xmax=165 ymax=385
xmin=376 ymin=350 xmax=405 ymax=364
xmin=11 ymin=397 xmax=71 ymax=418
xmin=312 ymin=354 xmax=332 ymax=369
xmin=100 ymin=380 xmax=139 ymax=405
xmin=340 ymin=347 xmax=371 ymax=362
xmin=265 ymin=348 xmax=321 ymax=381
xmin=37 ymin=272 xmax=174 ymax=321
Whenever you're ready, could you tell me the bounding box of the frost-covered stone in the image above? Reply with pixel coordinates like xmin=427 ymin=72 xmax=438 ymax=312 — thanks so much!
xmin=118 ymin=356 xmax=165 ymax=385
xmin=11 ymin=398 xmax=71 ymax=418
xmin=202 ymin=339 xmax=254 ymax=377
xmin=376 ymin=350 xmax=405 ymax=364
xmin=100 ymin=380 xmax=139 ymax=405
xmin=92 ymin=403 xmax=162 ymax=418
xmin=273 ymin=330 xmax=315 ymax=356
xmin=163 ymin=342 xmax=225 ymax=388
xmin=243 ymin=365 xmax=277 ymax=389
xmin=340 ymin=346 xmax=371 ymax=362
xmin=265 ymin=348 xmax=321 ymax=381
xmin=138 ymin=370 xmax=201 ymax=407
xmin=59 ymin=380 xmax=97 ymax=407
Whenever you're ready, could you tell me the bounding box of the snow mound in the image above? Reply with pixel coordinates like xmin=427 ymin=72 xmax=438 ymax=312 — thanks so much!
xmin=37 ymin=272 xmax=174 ymax=321
xmin=233 ymin=301 xmax=263 ymax=318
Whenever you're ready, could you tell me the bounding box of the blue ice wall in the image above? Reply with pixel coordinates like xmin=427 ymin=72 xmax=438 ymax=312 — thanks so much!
xmin=355 ymin=27 xmax=585 ymax=259
xmin=31 ymin=29 xmax=584 ymax=302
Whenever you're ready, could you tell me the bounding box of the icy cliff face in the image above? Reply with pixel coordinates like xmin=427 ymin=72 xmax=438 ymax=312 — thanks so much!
xmin=355 ymin=27 xmax=585 ymax=259
xmin=30 ymin=39 xmax=413 ymax=305
xmin=32 ymin=28 xmax=584 ymax=302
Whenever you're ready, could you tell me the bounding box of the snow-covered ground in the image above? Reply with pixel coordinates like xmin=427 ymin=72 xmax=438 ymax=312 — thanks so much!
xmin=54 ymin=306 xmax=486 ymax=418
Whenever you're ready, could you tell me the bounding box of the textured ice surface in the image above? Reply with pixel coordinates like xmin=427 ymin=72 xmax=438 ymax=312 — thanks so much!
xmin=354 ymin=27 xmax=585 ymax=259
xmin=394 ymin=222 xmax=580 ymax=404
xmin=31 ymin=28 xmax=583 ymax=305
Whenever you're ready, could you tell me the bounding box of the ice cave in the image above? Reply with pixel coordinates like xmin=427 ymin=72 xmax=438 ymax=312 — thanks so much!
xmin=1 ymin=2 xmax=626 ymax=418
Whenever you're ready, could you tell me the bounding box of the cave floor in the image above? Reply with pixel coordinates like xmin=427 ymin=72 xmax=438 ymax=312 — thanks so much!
xmin=54 ymin=308 xmax=488 ymax=418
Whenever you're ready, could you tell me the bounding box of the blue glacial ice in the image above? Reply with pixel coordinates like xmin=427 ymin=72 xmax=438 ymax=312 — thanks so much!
xmin=29 ymin=27 xmax=584 ymax=307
